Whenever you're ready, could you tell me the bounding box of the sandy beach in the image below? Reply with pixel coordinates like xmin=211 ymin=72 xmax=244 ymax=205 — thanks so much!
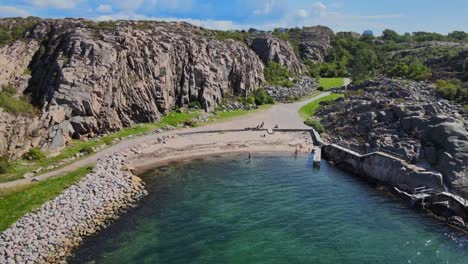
xmin=129 ymin=130 xmax=315 ymax=174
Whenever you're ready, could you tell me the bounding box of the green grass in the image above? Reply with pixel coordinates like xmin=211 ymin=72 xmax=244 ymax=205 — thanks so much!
xmin=0 ymin=166 xmax=92 ymax=232
xmin=0 ymin=91 xmax=36 ymax=114
xmin=319 ymin=78 xmax=345 ymax=90
xmin=299 ymin=93 xmax=344 ymax=119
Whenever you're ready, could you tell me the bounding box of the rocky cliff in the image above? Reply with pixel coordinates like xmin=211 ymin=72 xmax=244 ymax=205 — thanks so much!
xmin=0 ymin=18 xmax=336 ymax=159
xmin=0 ymin=19 xmax=267 ymax=157
xmin=246 ymin=34 xmax=303 ymax=74
xmin=289 ymin=26 xmax=335 ymax=62
xmin=315 ymin=78 xmax=468 ymax=196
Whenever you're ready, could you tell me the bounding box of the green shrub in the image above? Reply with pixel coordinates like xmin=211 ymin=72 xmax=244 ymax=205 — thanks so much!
xmin=0 ymin=86 xmax=36 ymax=114
xmin=183 ymin=120 xmax=197 ymax=127
xmin=304 ymin=118 xmax=325 ymax=133
xmin=188 ymin=101 xmax=201 ymax=109
xmin=435 ymin=79 xmax=461 ymax=101
xmin=251 ymin=88 xmax=274 ymax=105
xmin=1 ymin=84 xmax=16 ymax=95
xmin=0 ymin=156 xmax=12 ymax=174
xmin=388 ymin=61 xmax=432 ymax=80
xmin=264 ymin=62 xmax=294 ymax=87
xmin=23 ymin=68 xmax=32 ymax=76
xmin=213 ymin=30 xmax=247 ymax=42
xmin=79 ymin=145 xmax=94 ymax=154
xmin=23 ymin=148 xmax=45 ymax=161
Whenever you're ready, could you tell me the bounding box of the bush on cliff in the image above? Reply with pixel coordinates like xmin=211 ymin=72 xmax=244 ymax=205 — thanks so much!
xmin=435 ymin=79 xmax=467 ymax=103
xmin=0 ymin=86 xmax=36 ymax=115
xmin=252 ymin=88 xmax=275 ymax=105
xmin=22 ymin=148 xmax=46 ymax=161
xmin=264 ymin=62 xmax=294 ymax=87
xmin=304 ymin=118 xmax=325 ymax=134
xmin=388 ymin=60 xmax=432 ymax=80
xmin=0 ymin=156 xmax=12 ymax=174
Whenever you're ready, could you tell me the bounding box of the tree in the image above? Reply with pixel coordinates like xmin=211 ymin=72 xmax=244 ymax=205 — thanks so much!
xmin=382 ymin=29 xmax=402 ymax=42
xmin=388 ymin=60 xmax=432 ymax=80
xmin=351 ymin=49 xmax=377 ymax=83
xmin=448 ymin=31 xmax=468 ymax=42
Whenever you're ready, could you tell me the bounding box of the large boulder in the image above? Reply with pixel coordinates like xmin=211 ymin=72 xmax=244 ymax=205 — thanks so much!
xmin=290 ymin=26 xmax=335 ymax=62
xmin=247 ymin=34 xmax=303 ymax=75
xmin=422 ymin=121 xmax=468 ymax=190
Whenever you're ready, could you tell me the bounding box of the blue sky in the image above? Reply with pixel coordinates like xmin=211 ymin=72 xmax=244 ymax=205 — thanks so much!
xmin=0 ymin=0 xmax=466 ymax=34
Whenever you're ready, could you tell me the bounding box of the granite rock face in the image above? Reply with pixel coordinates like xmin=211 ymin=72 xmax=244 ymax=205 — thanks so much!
xmin=0 ymin=19 xmax=266 ymax=157
xmin=290 ymin=26 xmax=335 ymax=62
xmin=315 ymin=78 xmax=468 ymax=196
xmin=246 ymin=34 xmax=303 ymax=74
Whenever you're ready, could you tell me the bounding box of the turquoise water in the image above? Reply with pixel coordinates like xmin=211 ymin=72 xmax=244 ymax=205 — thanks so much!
xmin=70 ymin=156 xmax=468 ymax=264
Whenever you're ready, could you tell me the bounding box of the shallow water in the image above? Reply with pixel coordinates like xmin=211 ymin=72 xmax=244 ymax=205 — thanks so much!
xmin=70 ymin=156 xmax=468 ymax=264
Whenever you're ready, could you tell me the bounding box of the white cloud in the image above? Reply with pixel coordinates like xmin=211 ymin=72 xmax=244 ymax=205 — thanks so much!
xmin=94 ymin=1 xmax=403 ymax=33
xmin=95 ymin=13 xmax=238 ymax=30
xmin=253 ymin=0 xmax=276 ymax=15
xmin=297 ymin=9 xmax=308 ymax=18
xmin=0 ymin=6 xmax=29 ymax=17
xmin=96 ymin=4 xmax=112 ymax=13
xmin=29 ymin=0 xmax=82 ymax=9
xmin=312 ymin=2 xmax=327 ymax=16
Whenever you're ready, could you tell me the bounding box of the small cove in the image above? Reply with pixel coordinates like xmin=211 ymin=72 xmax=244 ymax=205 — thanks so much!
xmin=69 ymin=156 xmax=468 ymax=264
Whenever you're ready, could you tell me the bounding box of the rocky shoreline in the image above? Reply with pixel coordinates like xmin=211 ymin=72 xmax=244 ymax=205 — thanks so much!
xmin=0 ymin=146 xmax=148 ymax=263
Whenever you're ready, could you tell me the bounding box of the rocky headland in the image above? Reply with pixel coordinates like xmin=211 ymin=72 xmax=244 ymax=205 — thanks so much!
xmin=316 ymin=78 xmax=468 ymax=197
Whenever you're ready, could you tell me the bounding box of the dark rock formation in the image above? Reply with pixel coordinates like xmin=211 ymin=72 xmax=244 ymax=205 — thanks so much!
xmin=289 ymin=26 xmax=335 ymax=62
xmin=246 ymin=34 xmax=303 ymax=74
xmin=336 ymin=31 xmax=361 ymax=39
xmin=316 ymin=78 xmax=468 ymax=196
xmin=265 ymin=77 xmax=319 ymax=102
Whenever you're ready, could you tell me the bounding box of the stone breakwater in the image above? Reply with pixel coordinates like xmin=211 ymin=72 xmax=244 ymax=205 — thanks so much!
xmin=0 ymin=146 xmax=148 ymax=263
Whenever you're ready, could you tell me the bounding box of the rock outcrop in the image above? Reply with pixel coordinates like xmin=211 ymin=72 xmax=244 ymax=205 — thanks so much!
xmin=0 ymin=18 xmax=266 ymax=157
xmin=315 ymin=78 xmax=468 ymax=196
xmin=289 ymin=26 xmax=335 ymax=62
xmin=265 ymin=77 xmax=319 ymax=102
xmin=246 ymin=34 xmax=303 ymax=74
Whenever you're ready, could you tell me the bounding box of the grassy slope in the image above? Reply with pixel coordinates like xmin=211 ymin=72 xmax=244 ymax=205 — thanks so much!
xmin=0 ymin=166 xmax=92 ymax=231
xmin=299 ymin=93 xmax=344 ymax=119
xmin=319 ymin=78 xmax=344 ymax=90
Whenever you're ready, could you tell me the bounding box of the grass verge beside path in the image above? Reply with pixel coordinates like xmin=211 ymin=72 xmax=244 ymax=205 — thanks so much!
xmin=0 ymin=111 xmax=201 ymax=183
xmin=299 ymin=93 xmax=344 ymax=119
xmin=319 ymin=78 xmax=344 ymax=90
xmin=0 ymin=166 xmax=92 ymax=232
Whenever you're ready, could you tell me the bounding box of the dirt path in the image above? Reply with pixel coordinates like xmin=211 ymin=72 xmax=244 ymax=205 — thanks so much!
xmin=0 ymin=92 xmax=329 ymax=189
